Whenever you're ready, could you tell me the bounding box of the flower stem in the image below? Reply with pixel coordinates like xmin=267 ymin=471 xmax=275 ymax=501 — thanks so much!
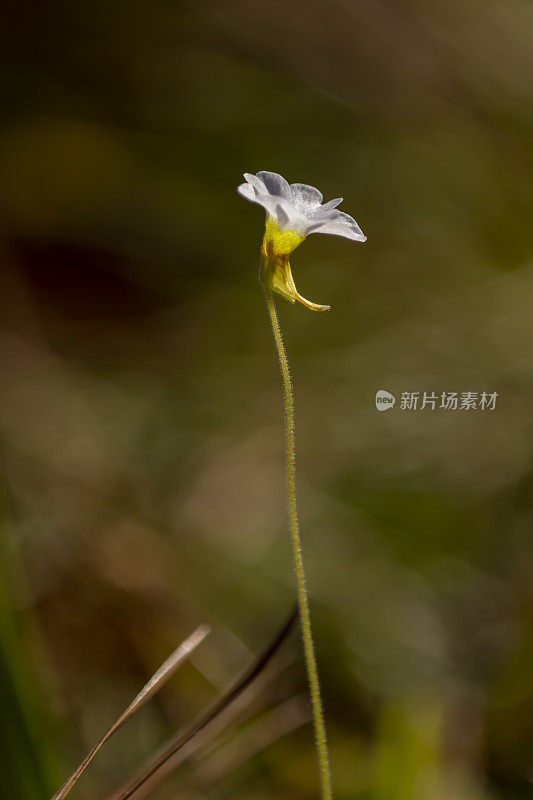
xmin=264 ymin=286 xmax=333 ymax=800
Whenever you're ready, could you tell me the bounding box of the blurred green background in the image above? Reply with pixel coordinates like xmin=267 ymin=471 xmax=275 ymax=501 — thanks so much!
xmin=2 ymin=1 xmax=533 ymax=798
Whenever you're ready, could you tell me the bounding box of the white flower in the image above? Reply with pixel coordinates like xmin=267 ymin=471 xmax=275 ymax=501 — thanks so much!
xmin=237 ymin=170 xmax=366 ymax=311
xmin=237 ymin=170 xmax=366 ymax=242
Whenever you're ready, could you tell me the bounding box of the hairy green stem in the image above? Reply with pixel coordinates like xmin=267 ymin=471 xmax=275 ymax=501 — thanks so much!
xmin=265 ymin=286 xmax=333 ymax=800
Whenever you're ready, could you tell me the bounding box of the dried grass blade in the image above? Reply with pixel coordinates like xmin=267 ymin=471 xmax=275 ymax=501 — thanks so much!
xmin=107 ymin=605 xmax=298 ymax=800
xmin=51 ymin=625 xmax=210 ymax=800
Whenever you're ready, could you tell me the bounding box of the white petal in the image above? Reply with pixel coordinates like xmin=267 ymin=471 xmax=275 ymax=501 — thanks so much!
xmin=237 ymin=182 xmax=256 ymax=201
xmin=314 ymin=223 xmax=367 ymax=241
xmin=256 ymin=171 xmax=291 ymax=200
xmin=243 ymin=172 xmax=267 ymax=196
xmin=275 ymin=204 xmax=290 ymax=229
xmin=310 ymin=211 xmax=366 ymax=241
xmin=317 ymin=197 xmax=343 ymax=215
xmin=238 ymin=183 xmax=301 ymax=228
xmin=238 ymin=171 xmax=365 ymax=241
xmin=290 ymin=182 xmax=323 ymax=213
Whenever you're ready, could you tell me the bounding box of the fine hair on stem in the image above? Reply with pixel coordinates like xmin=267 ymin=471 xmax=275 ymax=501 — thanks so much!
xmin=264 ymin=285 xmax=332 ymax=800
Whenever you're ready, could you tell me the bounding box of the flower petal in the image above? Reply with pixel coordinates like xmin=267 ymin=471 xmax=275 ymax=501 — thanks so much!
xmin=275 ymin=204 xmax=290 ymax=230
xmin=237 ymin=182 xmax=256 ymax=201
xmin=238 ymin=183 xmax=300 ymax=228
xmin=256 ymin=171 xmax=291 ymax=200
xmin=238 ymin=171 xmax=366 ymax=245
xmin=316 ymin=197 xmax=343 ymax=214
xmin=311 ymin=211 xmax=366 ymax=241
xmin=243 ymin=172 xmax=267 ymax=196
xmin=290 ymin=182 xmax=323 ymax=213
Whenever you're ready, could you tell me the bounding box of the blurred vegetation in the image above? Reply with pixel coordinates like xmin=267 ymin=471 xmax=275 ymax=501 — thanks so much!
xmin=1 ymin=0 xmax=533 ymax=798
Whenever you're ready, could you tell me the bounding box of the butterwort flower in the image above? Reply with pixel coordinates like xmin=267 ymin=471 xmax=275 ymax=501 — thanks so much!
xmin=238 ymin=170 xmax=366 ymax=311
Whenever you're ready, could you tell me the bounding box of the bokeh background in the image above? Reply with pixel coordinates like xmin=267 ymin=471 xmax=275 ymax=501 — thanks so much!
xmin=2 ymin=1 xmax=533 ymax=798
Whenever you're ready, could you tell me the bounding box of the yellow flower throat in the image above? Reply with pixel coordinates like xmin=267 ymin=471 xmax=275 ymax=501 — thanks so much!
xmin=260 ymin=217 xmax=330 ymax=312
